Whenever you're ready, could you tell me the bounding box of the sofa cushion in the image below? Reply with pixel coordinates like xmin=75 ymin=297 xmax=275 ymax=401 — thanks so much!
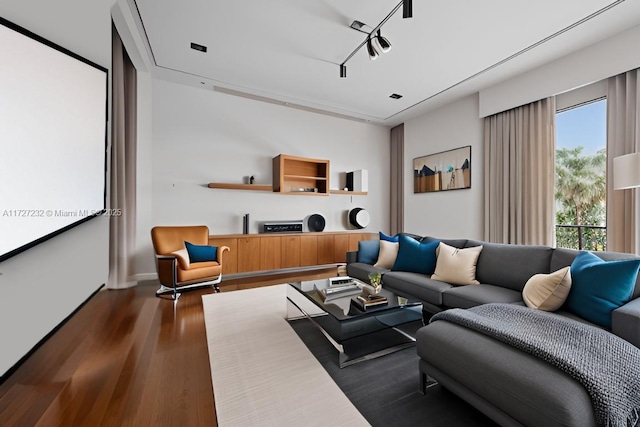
xmin=392 ymin=235 xmax=439 ymax=275
xmin=379 ymin=231 xmax=399 ymax=242
xmin=346 ymin=262 xmax=389 ymax=284
xmin=466 ymin=240 xmax=553 ymax=292
xmin=357 ymin=239 xmax=380 ymax=264
xmin=442 ymin=284 xmax=523 ymax=309
xmin=383 ymin=271 xmax=453 ymax=305
xmin=552 ymin=248 xmax=640 ymax=299
xmin=567 ymin=251 xmax=640 ymax=328
xmin=373 ymin=240 xmax=398 ymax=269
xmin=522 ymin=266 xmax=572 ymax=311
xmin=417 ymin=321 xmax=598 ymax=427
xmin=432 ymin=243 xmax=483 ymax=286
xmin=422 ymin=236 xmax=468 ymax=249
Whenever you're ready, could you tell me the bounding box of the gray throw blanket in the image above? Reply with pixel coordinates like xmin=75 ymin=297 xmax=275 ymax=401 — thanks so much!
xmin=431 ymin=304 xmax=640 ymax=427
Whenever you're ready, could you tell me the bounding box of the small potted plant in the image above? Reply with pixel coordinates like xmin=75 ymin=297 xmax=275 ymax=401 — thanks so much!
xmin=368 ymin=272 xmax=382 ymax=294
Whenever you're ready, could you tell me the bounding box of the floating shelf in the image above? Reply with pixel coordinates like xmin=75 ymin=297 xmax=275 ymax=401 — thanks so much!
xmin=208 ymin=183 xmax=273 ymax=191
xmin=330 ymin=190 xmax=368 ymax=195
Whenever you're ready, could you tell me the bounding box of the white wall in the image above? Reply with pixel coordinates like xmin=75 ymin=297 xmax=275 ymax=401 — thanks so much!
xmin=145 ymin=79 xmax=390 ymax=273
xmin=479 ymin=23 xmax=640 ymax=117
xmin=0 ymin=1 xmax=112 ymax=377
xmin=404 ymin=94 xmax=484 ymax=239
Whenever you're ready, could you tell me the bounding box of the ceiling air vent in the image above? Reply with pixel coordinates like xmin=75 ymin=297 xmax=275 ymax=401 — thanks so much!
xmin=190 ymin=42 xmax=207 ymax=53
xmin=390 ymin=93 xmax=403 ymax=99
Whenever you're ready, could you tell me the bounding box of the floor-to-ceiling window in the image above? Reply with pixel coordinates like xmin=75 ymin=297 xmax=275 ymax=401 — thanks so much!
xmin=555 ymin=98 xmax=607 ymax=250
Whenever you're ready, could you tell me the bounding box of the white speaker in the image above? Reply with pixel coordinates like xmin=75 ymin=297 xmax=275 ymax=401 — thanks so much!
xmin=348 ymin=207 xmax=370 ymax=229
xmin=346 ymin=169 xmax=368 ymax=192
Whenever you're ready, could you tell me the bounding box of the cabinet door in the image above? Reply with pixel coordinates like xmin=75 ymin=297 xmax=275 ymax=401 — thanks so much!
xmin=348 ymin=233 xmax=364 ymax=253
xmin=333 ymin=234 xmax=349 ymax=263
xmin=300 ymin=235 xmax=318 ymax=266
xmin=237 ymin=237 xmax=261 ymax=273
xmin=317 ymin=235 xmax=335 ymax=265
xmin=260 ymin=236 xmax=282 ymax=270
xmin=208 ymin=237 xmax=238 ymax=275
xmin=281 ymin=235 xmax=301 ymax=268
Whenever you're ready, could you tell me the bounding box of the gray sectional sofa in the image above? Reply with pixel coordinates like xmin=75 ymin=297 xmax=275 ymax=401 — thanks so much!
xmin=346 ymin=234 xmax=640 ymax=427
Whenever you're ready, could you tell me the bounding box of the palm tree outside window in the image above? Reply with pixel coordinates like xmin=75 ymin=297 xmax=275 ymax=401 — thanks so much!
xmin=555 ymin=99 xmax=607 ymax=250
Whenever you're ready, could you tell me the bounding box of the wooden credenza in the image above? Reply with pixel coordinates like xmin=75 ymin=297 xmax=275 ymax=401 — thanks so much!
xmin=209 ymin=231 xmax=375 ymax=275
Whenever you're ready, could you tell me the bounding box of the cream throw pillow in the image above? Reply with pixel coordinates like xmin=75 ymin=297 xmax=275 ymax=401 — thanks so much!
xmin=522 ymin=266 xmax=572 ymax=311
xmin=373 ymin=240 xmax=399 ymax=269
xmin=431 ymin=242 xmax=482 ymax=285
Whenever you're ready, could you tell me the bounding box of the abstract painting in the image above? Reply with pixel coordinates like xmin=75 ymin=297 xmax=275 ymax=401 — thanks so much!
xmin=413 ymin=146 xmax=471 ymax=193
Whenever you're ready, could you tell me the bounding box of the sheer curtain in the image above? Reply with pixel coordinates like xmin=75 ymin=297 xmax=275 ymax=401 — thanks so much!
xmin=390 ymin=124 xmax=404 ymax=235
xmin=483 ymin=97 xmax=556 ymax=245
xmin=607 ymin=69 xmax=640 ymax=254
xmin=108 ymin=24 xmax=137 ymax=289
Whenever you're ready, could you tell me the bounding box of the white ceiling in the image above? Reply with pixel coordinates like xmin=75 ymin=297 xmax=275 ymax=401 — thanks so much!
xmin=133 ymin=0 xmax=640 ymax=126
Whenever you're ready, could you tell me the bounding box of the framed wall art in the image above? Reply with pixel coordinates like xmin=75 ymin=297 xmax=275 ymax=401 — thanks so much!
xmin=413 ymin=145 xmax=471 ymax=193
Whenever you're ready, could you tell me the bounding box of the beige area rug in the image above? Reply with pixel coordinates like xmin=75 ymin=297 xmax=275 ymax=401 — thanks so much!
xmin=202 ymin=285 xmax=369 ymax=426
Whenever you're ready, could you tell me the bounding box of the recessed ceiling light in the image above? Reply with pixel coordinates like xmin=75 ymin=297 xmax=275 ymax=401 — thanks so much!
xmin=190 ymin=42 xmax=207 ymax=53
xmin=390 ymin=93 xmax=403 ymax=99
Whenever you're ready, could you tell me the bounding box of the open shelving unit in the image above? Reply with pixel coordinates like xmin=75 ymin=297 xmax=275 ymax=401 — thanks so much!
xmin=207 ymin=183 xmax=273 ymax=191
xmin=272 ymin=154 xmax=329 ymax=195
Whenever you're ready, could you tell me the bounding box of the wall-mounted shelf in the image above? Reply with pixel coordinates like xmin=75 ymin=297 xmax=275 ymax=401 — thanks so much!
xmin=330 ymin=190 xmax=368 ymax=195
xmin=208 ymin=183 xmax=273 ymax=192
xmin=273 ymin=154 xmax=330 ymax=195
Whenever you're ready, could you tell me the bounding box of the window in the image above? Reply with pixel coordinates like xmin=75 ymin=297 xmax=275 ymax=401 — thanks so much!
xmin=555 ymin=98 xmax=607 ymax=250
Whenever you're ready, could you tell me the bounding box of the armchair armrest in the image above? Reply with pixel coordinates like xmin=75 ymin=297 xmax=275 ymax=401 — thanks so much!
xmin=217 ymin=246 xmax=230 ymax=263
xmin=155 ymin=254 xmax=178 ymax=287
xmin=346 ymin=251 xmax=358 ymax=264
xmin=612 ymin=297 xmax=640 ymax=348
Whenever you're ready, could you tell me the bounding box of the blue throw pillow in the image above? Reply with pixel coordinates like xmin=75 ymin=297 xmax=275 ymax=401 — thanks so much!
xmin=379 ymin=231 xmax=399 ymax=243
xmin=358 ymin=240 xmax=380 ymax=265
xmin=392 ymin=234 xmax=440 ymax=275
xmin=566 ymin=251 xmax=640 ymax=328
xmin=185 ymin=241 xmax=218 ymax=263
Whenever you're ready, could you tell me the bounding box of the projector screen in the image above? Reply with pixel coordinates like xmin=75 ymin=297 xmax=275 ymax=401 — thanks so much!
xmin=0 ymin=17 xmax=108 ymax=262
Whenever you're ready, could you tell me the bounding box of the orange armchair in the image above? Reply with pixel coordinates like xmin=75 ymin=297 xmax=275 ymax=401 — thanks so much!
xmin=151 ymin=225 xmax=229 ymax=299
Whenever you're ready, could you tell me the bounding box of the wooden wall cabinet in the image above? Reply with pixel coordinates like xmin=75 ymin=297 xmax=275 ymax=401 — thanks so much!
xmin=209 ymin=231 xmax=374 ymax=277
xmin=272 ymin=154 xmax=329 ymax=195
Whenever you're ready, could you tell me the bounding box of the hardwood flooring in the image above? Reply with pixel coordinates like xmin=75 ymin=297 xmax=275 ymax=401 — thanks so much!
xmin=0 ymin=268 xmax=336 ymax=426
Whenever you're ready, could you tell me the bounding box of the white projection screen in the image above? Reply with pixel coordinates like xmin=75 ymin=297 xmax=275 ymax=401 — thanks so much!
xmin=0 ymin=17 xmax=107 ymax=262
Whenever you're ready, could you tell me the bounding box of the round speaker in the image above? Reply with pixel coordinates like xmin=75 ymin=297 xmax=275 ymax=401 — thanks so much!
xmin=349 ymin=207 xmax=370 ymax=229
xmin=307 ymin=214 xmax=326 ymax=232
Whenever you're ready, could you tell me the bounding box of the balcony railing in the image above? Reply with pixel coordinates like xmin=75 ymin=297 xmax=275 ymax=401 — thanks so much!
xmin=555 ymin=224 xmax=606 ymax=251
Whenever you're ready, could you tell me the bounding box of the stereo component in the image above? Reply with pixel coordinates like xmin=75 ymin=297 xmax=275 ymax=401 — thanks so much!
xmin=260 ymin=221 xmax=303 ymax=233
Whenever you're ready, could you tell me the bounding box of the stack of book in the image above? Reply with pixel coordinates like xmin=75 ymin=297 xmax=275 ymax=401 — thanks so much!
xmin=353 ymin=293 xmax=388 ymax=310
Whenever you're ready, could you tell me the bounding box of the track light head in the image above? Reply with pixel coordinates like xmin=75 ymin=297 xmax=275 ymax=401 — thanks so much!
xmin=375 ymin=30 xmax=392 ymax=53
xmin=366 ymin=38 xmax=379 ymax=60
xmin=403 ymin=0 xmax=413 ymax=18
xmin=340 ymin=64 xmax=347 ymax=78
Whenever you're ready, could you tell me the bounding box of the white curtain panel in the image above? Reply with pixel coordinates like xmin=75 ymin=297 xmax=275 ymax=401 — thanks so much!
xmin=607 ymin=68 xmax=640 ymax=254
xmin=483 ymin=97 xmax=556 ymax=246
xmin=108 ymin=25 xmax=138 ymax=289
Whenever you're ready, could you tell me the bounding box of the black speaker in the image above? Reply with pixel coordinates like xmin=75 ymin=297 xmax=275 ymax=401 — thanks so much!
xmin=307 ymin=214 xmax=326 ymax=232
xmin=349 ymin=207 xmax=370 ymax=229
xmin=346 ymin=172 xmax=354 ymax=191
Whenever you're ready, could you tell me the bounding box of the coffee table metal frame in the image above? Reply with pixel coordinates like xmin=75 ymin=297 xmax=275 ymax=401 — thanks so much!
xmin=287 ymin=278 xmax=423 ymax=368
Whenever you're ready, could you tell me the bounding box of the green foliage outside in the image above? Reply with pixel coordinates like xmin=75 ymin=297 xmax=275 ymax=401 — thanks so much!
xmin=555 ymin=147 xmax=606 ymax=250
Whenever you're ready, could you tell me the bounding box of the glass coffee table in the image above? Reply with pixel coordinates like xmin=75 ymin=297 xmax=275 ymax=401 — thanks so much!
xmin=287 ymin=277 xmax=423 ymax=368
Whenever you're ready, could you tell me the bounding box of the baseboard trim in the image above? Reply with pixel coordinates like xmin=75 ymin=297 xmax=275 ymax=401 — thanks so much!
xmin=0 ymin=283 xmax=105 ymax=385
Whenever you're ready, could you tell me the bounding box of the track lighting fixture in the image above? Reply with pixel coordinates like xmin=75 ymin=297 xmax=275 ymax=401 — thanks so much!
xmin=366 ymin=38 xmax=379 ymax=61
xmin=339 ymin=0 xmax=413 ymax=78
xmin=375 ymin=30 xmax=392 ymax=53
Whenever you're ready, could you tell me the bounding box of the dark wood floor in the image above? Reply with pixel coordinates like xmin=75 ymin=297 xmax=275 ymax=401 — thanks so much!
xmin=0 ymin=269 xmax=335 ymax=426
